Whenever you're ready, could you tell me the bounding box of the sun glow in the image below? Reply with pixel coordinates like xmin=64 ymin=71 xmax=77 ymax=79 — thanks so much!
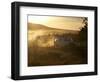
xmin=28 ymin=16 xmax=49 ymax=24
xmin=28 ymin=15 xmax=84 ymax=31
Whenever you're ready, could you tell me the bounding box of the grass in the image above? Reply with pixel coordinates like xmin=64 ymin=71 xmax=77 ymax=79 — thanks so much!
xmin=28 ymin=43 xmax=87 ymax=66
xmin=28 ymin=29 xmax=87 ymax=66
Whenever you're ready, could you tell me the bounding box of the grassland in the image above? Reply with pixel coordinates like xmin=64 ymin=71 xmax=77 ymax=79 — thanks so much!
xmin=28 ymin=23 xmax=87 ymax=66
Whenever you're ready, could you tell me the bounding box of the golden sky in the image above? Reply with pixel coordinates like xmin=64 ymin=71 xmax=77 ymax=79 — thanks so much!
xmin=28 ymin=15 xmax=85 ymax=31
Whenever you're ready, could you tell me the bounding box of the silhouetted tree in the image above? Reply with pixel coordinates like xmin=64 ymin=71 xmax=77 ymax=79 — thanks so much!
xmin=79 ymin=18 xmax=88 ymax=41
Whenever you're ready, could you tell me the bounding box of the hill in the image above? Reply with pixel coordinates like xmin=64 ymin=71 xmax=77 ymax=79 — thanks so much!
xmin=28 ymin=23 xmax=78 ymax=34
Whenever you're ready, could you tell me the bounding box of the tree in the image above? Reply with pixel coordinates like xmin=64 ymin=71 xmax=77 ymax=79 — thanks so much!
xmin=79 ymin=17 xmax=88 ymax=41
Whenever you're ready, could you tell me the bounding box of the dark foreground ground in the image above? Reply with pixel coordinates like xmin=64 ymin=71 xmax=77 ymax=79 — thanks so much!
xmin=28 ymin=43 xmax=87 ymax=66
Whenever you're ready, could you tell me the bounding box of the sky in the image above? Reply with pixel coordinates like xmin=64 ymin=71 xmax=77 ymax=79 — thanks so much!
xmin=28 ymin=15 xmax=86 ymax=31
